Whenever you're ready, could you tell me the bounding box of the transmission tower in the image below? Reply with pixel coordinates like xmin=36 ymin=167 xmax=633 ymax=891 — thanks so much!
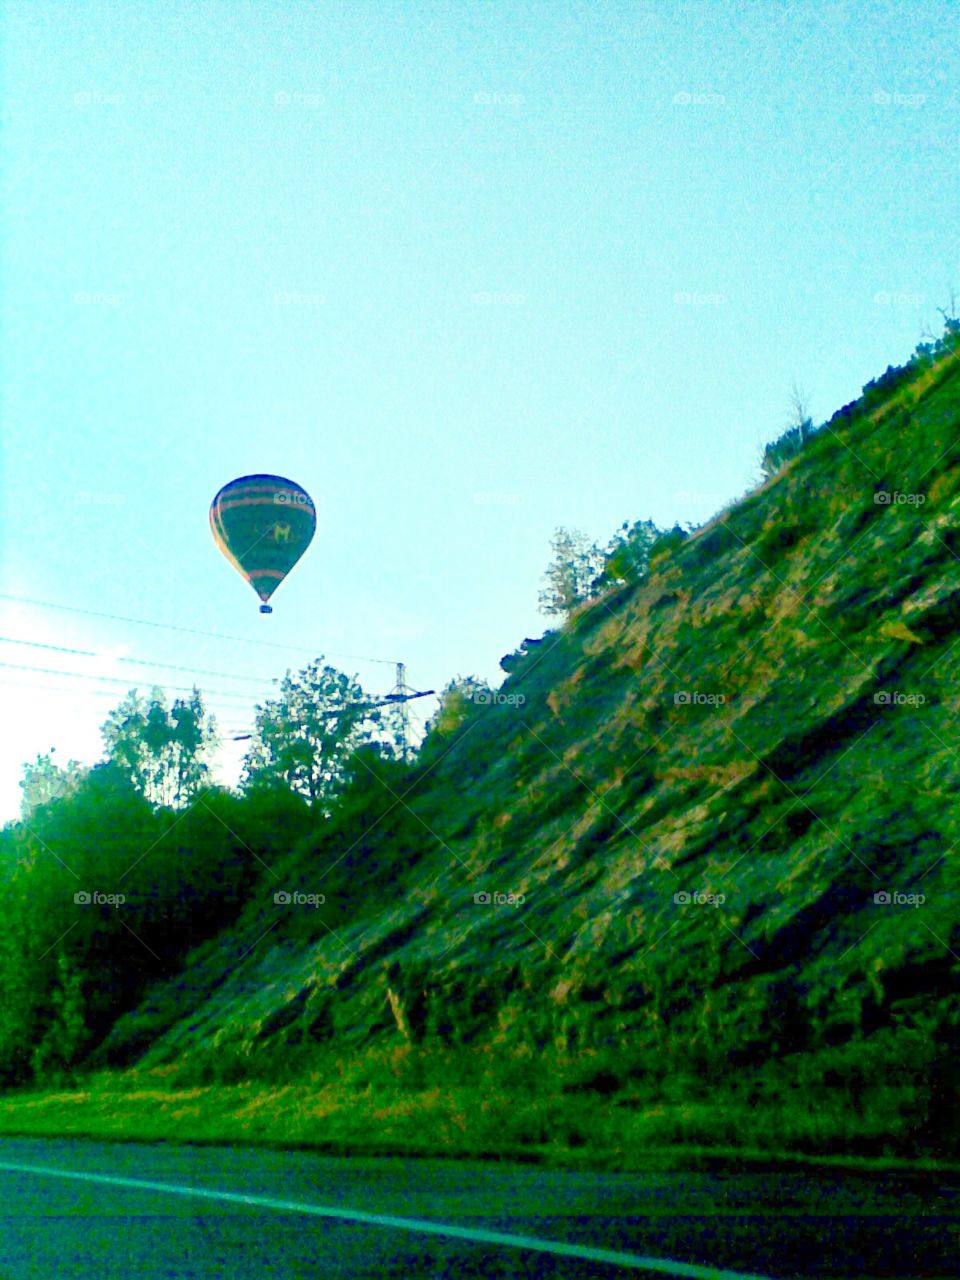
xmin=390 ymin=661 xmax=414 ymax=758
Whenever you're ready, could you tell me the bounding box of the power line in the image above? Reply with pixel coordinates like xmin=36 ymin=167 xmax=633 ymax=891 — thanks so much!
xmin=0 ymin=678 xmax=122 ymax=699
xmin=226 ymin=689 xmax=435 ymax=740
xmin=0 ymin=593 xmax=398 ymax=666
xmin=0 ymin=660 xmax=264 ymax=703
xmin=0 ymin=604 xmax=439 ymax=758
xmin=0 ymin=679 xmax=257 ymax=733
xmin=0 ymin=669 xmax=435 ymax=732
xmin=0 ymin=636 xmax=95 ymax=658
xmin=0 ymin=636 xmax=277 ymax=685
xmin=117 ymin=656 xmax=273 ymax=684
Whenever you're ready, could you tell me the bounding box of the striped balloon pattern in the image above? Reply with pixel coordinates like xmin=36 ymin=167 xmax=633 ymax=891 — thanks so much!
xmin=209 ymin=474 xmax=316 ymax=613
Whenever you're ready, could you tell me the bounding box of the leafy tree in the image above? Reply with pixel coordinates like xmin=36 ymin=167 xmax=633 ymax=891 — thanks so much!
xmin=761 ymin=427 xmax=800 ymax=477
xmin=19 ymin=751 xmax=88 ymax=819
xmin=597 ymin=518 xmax=663 ymax=590
xmin=101 ymin=690 xmax=151 ymax=793
xmin=101 ymin=687 xmax=218 ymax=807
xmin=30 ymin=948 xmax=88 ymax=1084
xmin=538 ymin=527 xmax=606 ymax=617
xmin=242 ymin=660 xmax=383 ymax=806
xmin=0 ymin=743 xmax=322 ymax=1086
xmin=339 ymin=742 xmax=417 ymax=800
xmin=169 ymin=690 xmax=216 ymax=803
xmin=0 ymin=869 xmax=50 ymax=1084
xmin=423 ymin=675 xmax=491 ymax=739
xmin=539 ymin=520 xmax=665 ymax=614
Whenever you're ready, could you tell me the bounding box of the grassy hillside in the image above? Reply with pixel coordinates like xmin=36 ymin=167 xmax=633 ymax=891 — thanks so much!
xmin=4 ymin=337 xmax=958 ymax=1167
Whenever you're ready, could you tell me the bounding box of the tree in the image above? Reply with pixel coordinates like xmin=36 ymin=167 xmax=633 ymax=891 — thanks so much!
xmin=169 ymin=689 xmax=216 ymax=803
xmin=19 ymin=750 xmax=88 ymax=819
xmin=101 ymin=690 xmax=150 ymax=794
xmin=761 ymin=382 xmax=816 ymax=478
xmin=538 ymin=527 xmax=606 ymax=617
xmin=598 ymin=519 xmax=663 ymax=590
xmin=29 ymin=948 xmax=88 ymax=1084
xmin=242 ymin=659 xmax=383 ymax=806
xmin=423 ymin=675 xmax=491 ymax=738
xmin=936 ymin=283 xmax=959 ymax=328
xmin=0 ymin=870 xmax=50 ymax=1084
xmin=100 ymin=687 xmax=218 ymax=807
xmin=788 ymin=380 xmax=813 ymax=445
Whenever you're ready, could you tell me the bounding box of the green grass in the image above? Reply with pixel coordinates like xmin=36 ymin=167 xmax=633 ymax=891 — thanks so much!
xmin=1 ymin=1043 xmax=955 ymax=1177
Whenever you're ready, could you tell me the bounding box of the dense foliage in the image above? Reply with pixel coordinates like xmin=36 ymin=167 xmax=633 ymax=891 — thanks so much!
xmin=0 ymin=664 xmax=402 ymax=1086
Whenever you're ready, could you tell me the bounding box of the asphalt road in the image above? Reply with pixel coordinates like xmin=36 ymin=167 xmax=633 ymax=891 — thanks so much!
xmin=0 ymin=1138 xmax=954 ymax=1278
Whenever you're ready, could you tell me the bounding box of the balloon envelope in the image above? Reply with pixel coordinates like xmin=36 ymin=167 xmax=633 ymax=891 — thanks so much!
xmin=210 ymin=474 xmax=316 ymax=610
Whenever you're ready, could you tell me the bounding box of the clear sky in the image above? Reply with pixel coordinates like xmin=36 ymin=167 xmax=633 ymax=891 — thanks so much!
xmin=1 ymin=0 xmax=956 ymax=820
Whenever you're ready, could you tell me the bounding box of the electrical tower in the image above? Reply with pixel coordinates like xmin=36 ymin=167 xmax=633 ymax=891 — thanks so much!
xmin=390 ymin=661 xmax=414 ymax=758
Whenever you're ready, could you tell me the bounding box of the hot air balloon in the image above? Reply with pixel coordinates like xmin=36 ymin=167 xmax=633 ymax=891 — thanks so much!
xmin=210 ymin=474 xmax=316 ymax=613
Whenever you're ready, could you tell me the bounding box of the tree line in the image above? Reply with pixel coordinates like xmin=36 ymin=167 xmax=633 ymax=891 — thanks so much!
xmin=0 ymin=660 xmax=422 ymax=1086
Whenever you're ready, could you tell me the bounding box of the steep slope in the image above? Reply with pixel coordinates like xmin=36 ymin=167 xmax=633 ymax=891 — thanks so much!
xmin=98 ymin=343 xmax=959 ymax=1151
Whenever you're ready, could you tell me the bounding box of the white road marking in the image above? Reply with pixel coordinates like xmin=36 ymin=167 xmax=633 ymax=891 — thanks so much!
xmin=0 ymin=1158 xmax=776 ymax=1280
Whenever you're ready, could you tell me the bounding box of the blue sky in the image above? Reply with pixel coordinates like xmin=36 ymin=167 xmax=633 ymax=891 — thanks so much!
xmin=1 ymin=0 xmax=956 ymax=819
